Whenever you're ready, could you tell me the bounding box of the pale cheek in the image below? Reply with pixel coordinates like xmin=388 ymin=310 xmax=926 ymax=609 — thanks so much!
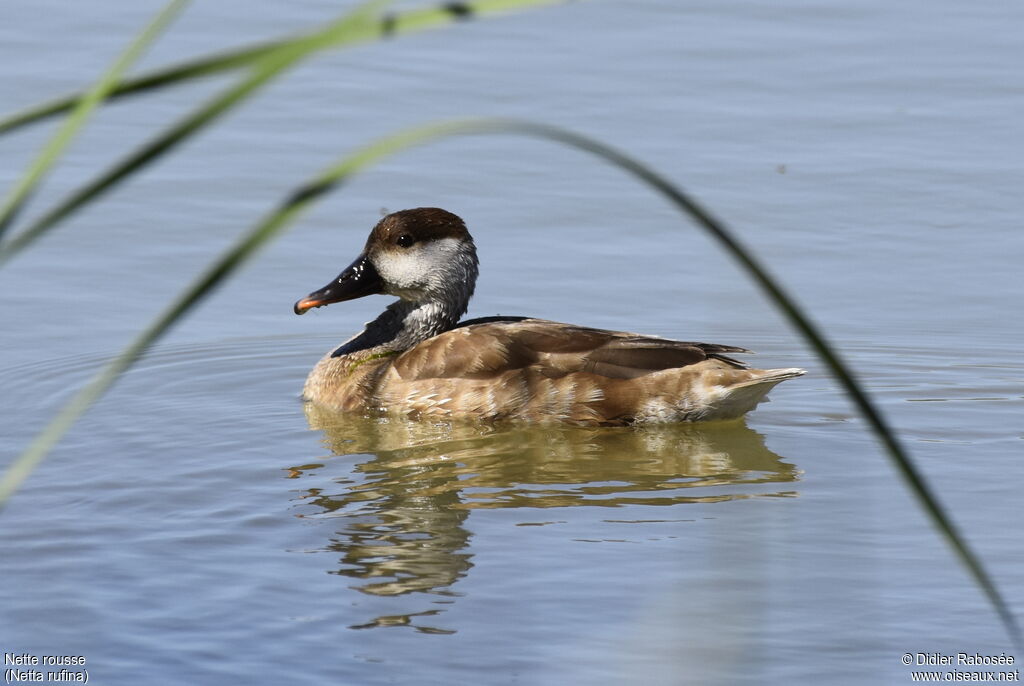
xmin=375 ymin=252 xmax=428 ymax=290
xmin=373 ymin=238 xmax=461 ymax=291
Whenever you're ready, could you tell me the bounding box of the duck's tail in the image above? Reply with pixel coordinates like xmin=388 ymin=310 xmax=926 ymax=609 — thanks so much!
xmin=701 ymin=367 xmax=806 ymax=421
xmin=735 ymin=367 xmax=807 ymax=388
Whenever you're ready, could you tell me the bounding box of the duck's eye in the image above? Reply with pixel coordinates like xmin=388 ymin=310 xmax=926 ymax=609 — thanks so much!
xmin=396 ymin=234 xmax=415 ymax=248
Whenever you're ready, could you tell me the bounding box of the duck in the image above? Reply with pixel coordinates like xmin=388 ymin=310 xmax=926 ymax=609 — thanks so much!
xmin=294 ymin=208 xmax=804 ymax=425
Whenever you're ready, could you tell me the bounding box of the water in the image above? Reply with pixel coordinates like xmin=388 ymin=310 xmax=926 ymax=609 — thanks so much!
xmin=2 ymin=1 xmax=1023 ymax=684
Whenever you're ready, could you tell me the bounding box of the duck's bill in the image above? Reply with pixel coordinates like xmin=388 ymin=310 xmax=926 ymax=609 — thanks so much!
xmin=293 ymin=253 xmax=383 ymax=315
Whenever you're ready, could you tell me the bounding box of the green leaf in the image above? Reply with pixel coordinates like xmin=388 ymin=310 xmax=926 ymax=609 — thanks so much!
xmin=0 ymin=0 xmax=567 ymax=265
xmin=0 ymin=40 xmax=280 ymax=137
xmin=0 ymin=0 xmax=565 ymax=137
xmin=0 ymin=0 xmax=189 ymax=240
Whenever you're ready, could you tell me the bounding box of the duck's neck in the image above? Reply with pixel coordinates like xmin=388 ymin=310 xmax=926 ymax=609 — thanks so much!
xmin=331 ymin=298 xmax=465 ymax=358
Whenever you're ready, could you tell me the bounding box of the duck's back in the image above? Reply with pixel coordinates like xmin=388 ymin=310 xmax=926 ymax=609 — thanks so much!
xmin=305 ymin=318 xmax=803 ymax=425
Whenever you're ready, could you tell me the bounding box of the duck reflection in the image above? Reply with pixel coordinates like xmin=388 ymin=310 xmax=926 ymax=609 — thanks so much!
xmin=288 ymin=406 xmax=799 ymax=632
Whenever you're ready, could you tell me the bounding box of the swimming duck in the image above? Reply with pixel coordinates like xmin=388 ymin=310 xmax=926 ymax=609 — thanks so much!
xmin=294 ymin=208 xmax=804 ymax=425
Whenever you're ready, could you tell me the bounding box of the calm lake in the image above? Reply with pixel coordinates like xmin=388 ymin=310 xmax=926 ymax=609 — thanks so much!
xmin=2 ymin=1 xmax=1022 ymax=684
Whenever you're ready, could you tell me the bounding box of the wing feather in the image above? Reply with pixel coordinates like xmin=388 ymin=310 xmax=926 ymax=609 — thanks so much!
xmin=391 ymin=318 xmax=750 ymax=381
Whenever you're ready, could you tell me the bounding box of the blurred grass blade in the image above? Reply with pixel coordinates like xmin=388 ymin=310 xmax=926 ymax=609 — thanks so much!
xmin=0 ymin=0 xmax=386 ymax=263
xmin=0 ymin=0 xmax=565 ymax=266
xmin=2 ymin=117 xmax=1015 ymax=648
xmin=0 ymin=0 xmax=189 ymax=240
xmin=0 ymin=0 xmax=565 ymax=137
xmin=0 ymin=40 xmax=280 ymax=137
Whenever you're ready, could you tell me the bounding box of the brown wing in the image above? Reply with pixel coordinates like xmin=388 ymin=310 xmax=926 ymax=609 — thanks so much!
xmin=390 ymin=318 xmax=750 ymax=381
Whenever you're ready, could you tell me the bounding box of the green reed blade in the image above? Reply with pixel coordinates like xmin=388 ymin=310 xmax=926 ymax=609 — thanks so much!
xmin=0 ymin=0 xmax=564 ymax=137
xmin=0 ymin=0 xmax=189 ymax=241
xmin=3 ymin=116 xmax=1015 ymax=648
xmin=0 ymin=0 xmax=567 ymax=265
xmin=0 ymin=40 xmax=281 ymax=137
xmin=0 ymin=0 xmax=385 ymax=263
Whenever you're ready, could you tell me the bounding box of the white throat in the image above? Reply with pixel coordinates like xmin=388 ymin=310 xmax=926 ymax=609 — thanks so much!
xmin=333 ymin=237 xmax=478 ymax=356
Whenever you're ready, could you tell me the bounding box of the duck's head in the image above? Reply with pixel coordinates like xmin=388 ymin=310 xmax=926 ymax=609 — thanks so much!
xmin=294 ymin=208 xmax=479 ymax=316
